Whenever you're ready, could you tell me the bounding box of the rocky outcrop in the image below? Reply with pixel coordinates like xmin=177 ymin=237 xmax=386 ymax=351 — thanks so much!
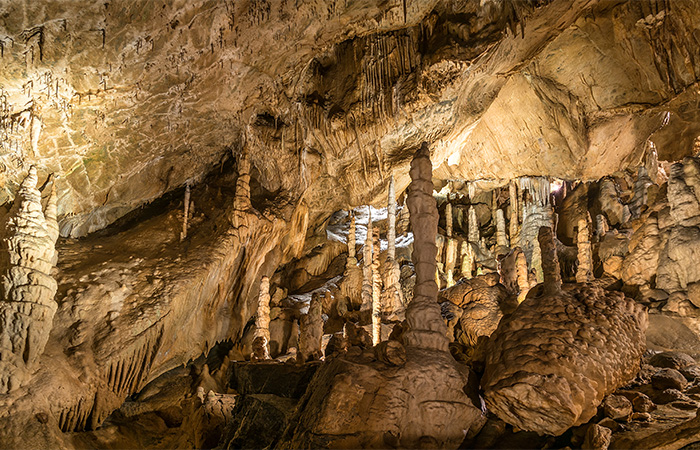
xmin=438 ymin=274 xmax=515 ymax=346
xmin=0 ymin=166 xmax=59 ymax=393
xmin=623 ymin=157 xmax=700 ymax=316
xmin=482 ymin=228 xmax=648 ymax=435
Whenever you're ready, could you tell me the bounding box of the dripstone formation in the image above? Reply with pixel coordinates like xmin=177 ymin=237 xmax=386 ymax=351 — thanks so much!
xmin=482 ymin=227 xmax=648 ymax=435
xmin=0 ymin=167 xmax=59 ymax=393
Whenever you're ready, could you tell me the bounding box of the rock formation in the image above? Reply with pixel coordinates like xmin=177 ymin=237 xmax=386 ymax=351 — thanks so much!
xmin=509 ymin=181 xmax=519 ymax=240
xmin=382 ymin=175 xmax=404 ymax=320
xmin=482 ymin=227 xmax=648 ymax=435
xmin=340 ymin=211 xmax=363 ymax=307
xmin=180 ymin=183 xmax=190 ymax=241
xmin=0 ymin=167 xmax=59 ymax=393
xmin=371 ymin=227 xmax=382 ymax=346
xmin=252 ymin=276 xmax=271 ymax=360
xmin=460 ymin=240 xmax=474 ymax=280
xmin=361 ymin=210 xmax=374 ymax=311
xmin=297 ymin=293 xmax=323 ymax=363
xmin=576 ymin=216 xmax=593 ymax=283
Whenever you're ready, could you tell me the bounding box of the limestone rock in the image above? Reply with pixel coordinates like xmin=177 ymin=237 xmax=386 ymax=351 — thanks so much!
xmin=482 ymin=284 xmax=648 ymax=435
xmin=279 ymin=350 xmax=483 ymax=449
xmin=0 ymin=167 xmax=59 ymax=393
xmin=583 ymin=423 xmax=612 ymax=450
xmin=602 ymin=394 xmax=632 ymax=420
xmin=649 ymin=352 xmax=697 ymax=371
xmin=651 ymin=368 xmax=688 ymax=391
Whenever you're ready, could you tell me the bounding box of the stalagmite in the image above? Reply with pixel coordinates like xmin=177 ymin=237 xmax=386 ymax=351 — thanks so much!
xmin=444 ymin=238 xmax=457 ymax=287
xmin=596 ymin=214 xmax=609 ymax=239
xmin=180 ymin=183 xmax=190 ymax=241
xmin=496 ymin=208 xmax=508 ymax=249
xmin=435 ymin=234 xmax=445 ymax=287
xmin=361 ymin=208 xmax=373 ymax=311
xmin=297 ymin=292 xmax=323 ymax=363
xmin=371 ymin=227 xmax=382 ymax=346
xmin=468 ymin=206 xmax=480 ymax=244
xmin=576 ymin=216 xmax=593 ymax=283
xmin=252 ymin=276 xmax=271 ymax=360
xmin=538 ymin=226 xmax=562 ymax=294
xmin=0 ymin=166 xmax=59 ymax=393
xmin=404 ymin=143 xmax=449 ymax=351
xmin=515 ymin=249 xmax=530 ymax=303
xmin=445 ymin=202 xmax=453 ymax=237
xmin=341 ymin=211 xmax=363 ymax=306
xmin=460 ymin=240 xmax=474 ymax=280
xmin=382 ymin=175 xmax=404 ymax=320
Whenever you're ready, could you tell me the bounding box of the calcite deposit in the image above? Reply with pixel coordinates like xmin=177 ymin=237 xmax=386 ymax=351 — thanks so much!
xmin=1 ymin=0 xmax=700 ymax=448
xmin=482 ymin=228 xmax=648 ymax=435
xmin=0 ymin=166 xmax=59 ymax=393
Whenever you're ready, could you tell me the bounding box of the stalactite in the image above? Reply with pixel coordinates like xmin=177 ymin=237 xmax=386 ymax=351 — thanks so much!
xmin=180 ymin=183 xmax=190 ymax=241
xmin=252 ymin=276 xmax=271 ymax=360
xmin=0 ymin=166 xmax=59 ymax=393
xmin=403 ymin=142 xmax=449 ymax=351
xmin=371 ymin=227 xmax=382 ymax=346
xmin=515 ymin=249 xmax=530 ymax=303
xmin=460 ymin=240 xmax=474 ymax=280
xmin=576 ymin=216 xmax=593 ymax=283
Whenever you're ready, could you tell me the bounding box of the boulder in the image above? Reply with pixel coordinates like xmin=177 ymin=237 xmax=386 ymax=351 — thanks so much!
xmin=651 ymin=368 xmax=688 ymax=391
xmin=279 ymin=350 xmax=483 ymax=449
xmin=482 ymin=284 xmax=647 ymax=435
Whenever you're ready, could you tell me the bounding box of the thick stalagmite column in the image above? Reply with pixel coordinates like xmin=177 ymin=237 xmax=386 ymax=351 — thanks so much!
xmin=404 ymin=143 xmax=449 ymax=351
xmin=576 ymin=216 xmax=593 ymax=283
xmin=517 ymin=177 xmax=553 ymax=283
xmin=180 ymin=183 xmax=190 ymax=241
xmin=298 ymin=292 xmax=323 ymax=363
xmin=0 ymin=166 xmax=59 ymax=393
xmin=371 ymin=227 xmax=382 ymax=346
xmin=361 ymin=209 xmax=373 ymax=311
xmin=460 ymin=240 xmax=474 ymax=280
xmin=509 ymin=181 xmax=519 ymax=239
xmin=382 ymin=175 xmax=404 ymax=320
xmin=252 ymin=276 xmax=271 ymax=360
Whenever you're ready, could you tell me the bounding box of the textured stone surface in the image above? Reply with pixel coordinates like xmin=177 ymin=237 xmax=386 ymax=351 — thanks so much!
xmin=279 ymin=350 xmax=483 ymax=449
xmin=482 ymin=284 xmax=648 ymax=435
xmin=0 ymin=167 xmax=58 ymax=393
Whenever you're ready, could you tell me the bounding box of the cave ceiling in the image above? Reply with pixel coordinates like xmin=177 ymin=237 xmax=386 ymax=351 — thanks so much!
xmin=0 ymin=0 xmax=698 ymax=237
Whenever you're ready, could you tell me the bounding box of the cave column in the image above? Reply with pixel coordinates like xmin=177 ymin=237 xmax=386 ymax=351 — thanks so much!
xmin=180 ymin=183 xmax=190 ymax=241
xmin=371 ymin=226 xmax=382 ymax=346
xmin=403 ymin=143 xmax=449 ymax=351
xmin=509 ymin=180 xmax=519 ymax=240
